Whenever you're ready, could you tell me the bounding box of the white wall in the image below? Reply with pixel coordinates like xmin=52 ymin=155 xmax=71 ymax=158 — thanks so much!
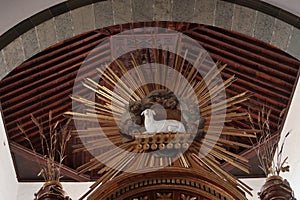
xmin=0 ymin=0 xmax=65 ymax=35
xmin=241 ymin=76 xmax=300 ymax=197
xmin=262 ymin=0 xmax=300 ymax=17
xmin=277 ymin=77 xmax=300 ymax=198
xmin=241 ymin=178 xmax=266 ymax=200
xmin=240 ymin=52 xmax=300 ymax=199
xmin=0 ymin=114 xmax=18 ymax=200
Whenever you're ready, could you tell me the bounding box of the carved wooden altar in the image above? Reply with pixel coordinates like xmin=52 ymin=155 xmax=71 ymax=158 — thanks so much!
xmin=87 ymin=167 xmax=247 ymax=200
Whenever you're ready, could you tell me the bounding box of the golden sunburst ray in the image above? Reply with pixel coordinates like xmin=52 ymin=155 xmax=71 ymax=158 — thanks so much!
xmin=66 ymin=46 xmax=256 ymax=197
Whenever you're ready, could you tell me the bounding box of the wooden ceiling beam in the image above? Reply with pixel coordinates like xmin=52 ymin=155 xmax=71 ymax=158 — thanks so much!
xmin=189 ymin=26 xmax=300 ymax=72
xmin=221 ymin=69 xmax=290 ymax=103
xmin=177 ymin=38 xmax=295 ymax=94
xmin=4 ymin=78 xmax=75 ymax=121
xmin=7 ymin=57 xmax=110 ymax=140
xmin=190 ymin=33 xmax=296 ymax=85
xmin=5 ymin=53 xmax=110 ymax=138
xmin=0 ymin=31 xmax=106 ymax=86
xmin=2 ymin=68 xmax=78 ymax=115
xmin=1 ymin=44 xmax=111 ymax=107
xmin=207 ymin=50 xmax=294 ymax=89
xmin=223 ymin=67 xmax=291 ymax=97
xmin=225 ymin=89 xmax=283 ymax=116
xmin=2 ymin=54 xmax=101 ymax=116
xmin=0 ymin=40 xmax=109 ymax=100
xmin=10 ymin=102 xmax=71 ymax=141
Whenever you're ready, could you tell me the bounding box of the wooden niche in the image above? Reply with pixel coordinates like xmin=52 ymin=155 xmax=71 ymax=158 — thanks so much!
xmin=87 ymin=167 xmax=247 ymax=200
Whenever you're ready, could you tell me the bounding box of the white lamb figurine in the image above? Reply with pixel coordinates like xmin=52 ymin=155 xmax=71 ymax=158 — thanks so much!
xmin=141 ymin=109 xmax=186 ymax=133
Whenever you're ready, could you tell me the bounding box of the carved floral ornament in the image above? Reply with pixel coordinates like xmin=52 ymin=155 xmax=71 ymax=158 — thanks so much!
xmin=180 ymin=194 xmax=197 ymax=200
xmin=157 ymin=193 xmax=172 ymax=200
xmin=131 ymin=193 xmax=197 ymax=200
xmin=65 ymin=27 xmax=257 ymax=199
xmin=84 ymin=167 xmax=249 ymax=200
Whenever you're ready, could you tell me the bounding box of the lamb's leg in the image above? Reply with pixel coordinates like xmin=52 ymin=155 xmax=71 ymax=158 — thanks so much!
xmin=167 ymin=125 xmax=179 ymax=132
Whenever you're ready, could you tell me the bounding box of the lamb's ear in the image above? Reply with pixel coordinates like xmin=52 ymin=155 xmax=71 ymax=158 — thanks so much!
xmin=151 ymin=110 xmax=156 ymax=115
xmin=141 ymin=110 xmax=145 ymax=116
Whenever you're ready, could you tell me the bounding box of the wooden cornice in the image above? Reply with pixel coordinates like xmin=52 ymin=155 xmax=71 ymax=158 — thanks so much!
xmin=221 ymin=132 xmax=281 ymax=174
xmin=9 ymin=141 xmax=90 ymax=182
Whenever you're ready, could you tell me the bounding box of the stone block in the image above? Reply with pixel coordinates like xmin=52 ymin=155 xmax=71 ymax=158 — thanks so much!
xmin=215 ymin=0 xmax=233 ymax=29
xmin=0 ymin=50 xmax=8 ymax=80
xmin=232 ymin=5 xmax=256 ymax=36
xmin=71 ymin=5 xmax=95 ymax=35
xmin=287 ymin=27 xmax=300 ymax=59
xmin=153 ymin=0 xmax=172 ymax=21
xmin=271 ymin=19 xmax=293 ymax=51
xmin=254 ymin=12 xmax=275 ymax=43
xmin=172 ymin=0 xmax=195 ymax=22
xmin=21 ymin=28 xmax=40 ymax=59
xmin=132 ymin=0 xmax=154 ymax=22
xmin=55 ymin=12 xmax=74 ymax=42
xmin=94 ymin=1 xmax=114 ymax=28
xmin=36 ymin=19 xmax=57 ymax=51
xmin=194 ymin=0 xmax=216 ymax=25
xmin=3 ymin=37 xmax=25 ymax=73
xmin=112 ymin=0 xmax=133 ymax=24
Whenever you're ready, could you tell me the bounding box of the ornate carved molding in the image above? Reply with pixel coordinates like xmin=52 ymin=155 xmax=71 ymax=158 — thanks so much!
xmin=86 ymin=167 xmax=247 ymax=200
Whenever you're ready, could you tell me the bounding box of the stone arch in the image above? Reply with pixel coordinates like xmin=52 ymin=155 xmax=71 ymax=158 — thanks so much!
xmin=1 ymin=0 xmax=300 ymax=80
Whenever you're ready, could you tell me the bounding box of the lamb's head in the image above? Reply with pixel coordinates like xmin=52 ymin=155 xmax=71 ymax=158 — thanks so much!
xmin=141 ymin=109 xmax=156 ymax=118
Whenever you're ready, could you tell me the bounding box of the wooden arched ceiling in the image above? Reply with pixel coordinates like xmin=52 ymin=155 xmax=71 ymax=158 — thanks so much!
xmin=0 ymin=21 xmax=299 ymax=181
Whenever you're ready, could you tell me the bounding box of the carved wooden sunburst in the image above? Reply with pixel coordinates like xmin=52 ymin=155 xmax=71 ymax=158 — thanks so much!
xmin=66 ymin=34 xmax=256 ymax=197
